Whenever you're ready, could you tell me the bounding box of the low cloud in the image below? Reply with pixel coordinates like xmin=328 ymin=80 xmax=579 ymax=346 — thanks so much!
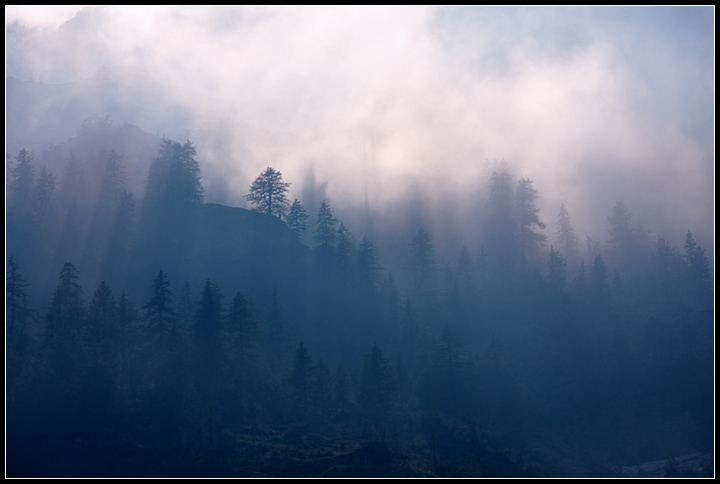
xmin=6 ymin=6 xmax=714 ymax=250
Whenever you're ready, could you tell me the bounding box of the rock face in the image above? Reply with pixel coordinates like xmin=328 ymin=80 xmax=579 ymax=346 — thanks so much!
xmin=620 ymin=453 xmax=713 ymax=478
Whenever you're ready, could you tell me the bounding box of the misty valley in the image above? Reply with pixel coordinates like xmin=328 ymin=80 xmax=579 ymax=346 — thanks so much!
xmin=6 ymin=119 xmax=714 ymax=477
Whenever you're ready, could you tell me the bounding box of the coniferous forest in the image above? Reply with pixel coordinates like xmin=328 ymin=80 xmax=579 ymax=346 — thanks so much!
xmin=6 ymin=6 xmax=716 ymax=478
xmin=6 ymin=119 xmax=714 ymax=477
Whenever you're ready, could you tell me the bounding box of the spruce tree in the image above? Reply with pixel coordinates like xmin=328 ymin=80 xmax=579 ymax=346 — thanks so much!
xmin=227 ymin=291 xmax=257 ymax=367
xmin=684 ymin=231 xmax=712 ymax=300
xmin=357 ymin=235 xmax=382 ymax=287
xmin=6 ymin=256 xmax=32 ymax=337
xmin=143 ymin=270 xmax=177 ymax=343
xmin=359 ymin=342 xmax=395 ymax=415
xmin=315 ymin=199 xmax=338 ymax=249
xmin=336 ymin=222 xmax=355 ymax=276
xmin=194 ymin=279 xmax=224 ymax=393
xmin=516 ymin=178 xmax=546 ymax=263
xmin=6 ymin=256 xmax=34 ymax=391
xmin=555 ymin=203 xmax=578 ymax=261
xmin=286 ymin=199 xmax=309 ymax=238
xmin=547 ymin=245 xmax=568 ymax=290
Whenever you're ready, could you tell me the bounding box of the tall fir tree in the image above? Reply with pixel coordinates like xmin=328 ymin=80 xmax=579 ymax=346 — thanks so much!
xmin=41 ymin=262 xmax=87 ymax=393
xmin=140 ymin=139 xmax=204 ymax=263
xmin=357 ymin=235 xmax=382 ymax=288
xmin=515 ymin=178 xmax=546 ymax=265
xmin=547 ymin=246 xmax=568 ymax=290
xmin=7 ymin=150 xmax=37 ymax=262
xmin=484 ymin=170 xmax=516 ymax=265
xmin=684 ymin=231 xmax=712 ymax=301
xmin=315 ymin=199 xmax=338 ymax=249
xmin=6 ymin=256 xmax=34 ymax=391
xmin=286 ymin=199 xmax=309 ymax=238
xmin=359 ymin=342 xmax=395 ymax=415
xmin=336 ymin=222 xmax=355 ymax=277
xmin=143 ymin=270 xmax=177 ymax=344
xmin=193 ymin=279 xmax=224 ymax=393
xmin=555 ymin=203 xmax=578 ymax=262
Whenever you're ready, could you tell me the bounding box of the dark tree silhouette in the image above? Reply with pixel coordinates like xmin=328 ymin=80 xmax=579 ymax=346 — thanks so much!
xmin=32 ymin=167 xmax=57 ymax=227
xmin=555 ymin=203 xmax=578 ymax=261
xmin=195 ymin=279 xmax=224 ymax=345
xmin=245 ymin=167 xmax=291 ymax=218
xmin=7 ymin=149 xmax=35 ymax=215
xmin=6 ymin=256 xmax=34 ymax=389
xmin=86 ymin=281 xmax=122 ymax=417
xmin=606 ymin=201 xmax=648 ymax=274
xmin=650 ymin=237 xmax=685 ymax=309
xmin=193 ymin=279 xmax=224 ymax=393
xmin=143 ymin=270 xmax=177 ymax=343
xmin=336 ymin=222 xmax=355 ymax=276
xmin=359 ymin=342 xmax=395 ymax=415
xmin=46 ymin=262 xmax=86 ymax=339
xmin=315 ymin=199 xmax=338 ymax=249
xmin=168 ymin=140 xmax=204 ymax=206
xmin=484 ymin=170 xmax=516 ymax=263
xmin=30 ymin=167 xmax=59 ymax=273
xmin=6 ymin=256 xmax=32 ymax=336
xmin=144 ymin=139 xmax=204 ymax=212
xmin=140 ymin=140 xmax=204 ymax=269
xmin=607 ymin=201 xmax=633 ymax=248
xmin=357 ymin=235 xmax=382 ymax=287
xmin=7 ymin=150 xmax=37 ymax=260
xmin=286 ymin=199 xmax=309 ymax=237
xmin=684 ymin=231 xmax=712 ymax=300
xmin=515 ymin=178 xmax=546 ymax=262
xmin=227 ymin=291 xmax=257 ymax=367
xmin=40 ymin=262 xmax=87 ymax=392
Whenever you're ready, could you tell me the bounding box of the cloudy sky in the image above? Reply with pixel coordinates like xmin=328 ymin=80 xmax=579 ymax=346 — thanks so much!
xmin=5 ymin=6 xmax=715 ymax=249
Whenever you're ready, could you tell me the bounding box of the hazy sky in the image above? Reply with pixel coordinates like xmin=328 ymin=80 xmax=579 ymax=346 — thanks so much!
xmin=5 ymin=6 xmax=715 ymax=249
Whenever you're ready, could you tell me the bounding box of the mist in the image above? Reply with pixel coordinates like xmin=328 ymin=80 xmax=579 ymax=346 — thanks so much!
xmin=5 ymin=6 xmax=715 ymax=478
xmin=6 ymin=6 xmax=714 ymax=251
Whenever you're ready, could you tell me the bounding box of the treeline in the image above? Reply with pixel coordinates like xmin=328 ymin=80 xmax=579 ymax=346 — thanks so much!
xmin=6 ymin=257 xmax=530 ymax=476
xmin=5 ymin=128 xmax=714 ymax=476
xmin=6 ymin=248 xmax=713 ymax=476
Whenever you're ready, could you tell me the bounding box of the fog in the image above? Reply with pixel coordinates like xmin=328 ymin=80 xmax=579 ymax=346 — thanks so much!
xmin=5 ymin=7 xmax=715 ymax=477
xmin=6 ymin=6 xmax=713 ymax=253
